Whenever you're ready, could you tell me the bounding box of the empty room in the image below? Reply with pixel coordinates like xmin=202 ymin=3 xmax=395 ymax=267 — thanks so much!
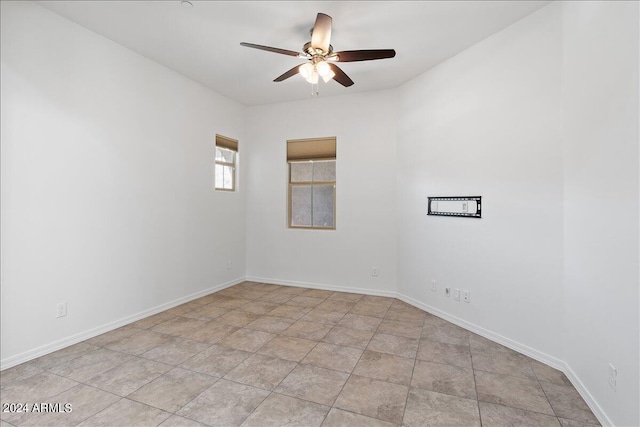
xmin=1 ymin=1 xmax=638 ymax=426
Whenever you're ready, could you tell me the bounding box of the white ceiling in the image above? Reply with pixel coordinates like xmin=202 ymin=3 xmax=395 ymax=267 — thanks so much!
xmin=39 ymin=1 xmax=551 ymax=106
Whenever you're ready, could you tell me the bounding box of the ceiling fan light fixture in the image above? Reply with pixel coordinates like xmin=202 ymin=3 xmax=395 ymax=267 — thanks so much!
xmin=321 ymin=69 xmax=335 ymax=83
xmin=299 ymin=62 xmax=313 ymax=79
xmin=316 ymin=60 xmax=331 ymax=77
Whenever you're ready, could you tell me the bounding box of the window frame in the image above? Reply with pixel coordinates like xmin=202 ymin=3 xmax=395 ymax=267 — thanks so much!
xmin=215 ymin=135 xmax=238 ymax=192
xmin=286 ymin=137 xmax=337 ymax=230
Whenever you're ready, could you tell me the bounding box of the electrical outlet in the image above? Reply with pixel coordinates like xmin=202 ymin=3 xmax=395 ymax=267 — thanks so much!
xmin=56 ymin=302 xmax=67 ymax=318
xmin=454 ymin=289 xmax=460 ymax=301
xmin=608 ymin=363 xmax=617 ymax=390
xmin=372 ymin=267 xmax=379 ymax=277
xmin=445 ymin=287 xmax=451 ymax=298
xmin=431 ymin=280 xmax=437 ymax=292
xmin=226 ymin=260 xmax=232 ymax=270
xmin=463 ymin=290 xmax=470 ymax=303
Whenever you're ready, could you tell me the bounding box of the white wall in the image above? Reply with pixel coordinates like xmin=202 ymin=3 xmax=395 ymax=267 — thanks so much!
xmin=0 ymin=1 xmax=247 ymax=366
xmin=244 ymin=91 xmax=398 ymax=295
xmin=561 ymin=2 xmax=639 ymax=426
xmin=397 ymin=4 xmax=564 ymax=358
xmin=396 ymin=2 xmax=639 ymax=426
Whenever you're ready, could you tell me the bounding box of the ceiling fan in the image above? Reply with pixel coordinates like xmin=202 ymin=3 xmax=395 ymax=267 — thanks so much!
xmin=240 ymin=13 xmax=396 ymax=90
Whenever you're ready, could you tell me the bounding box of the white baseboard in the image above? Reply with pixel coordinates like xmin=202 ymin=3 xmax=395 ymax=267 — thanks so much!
xmin=0 ymin=277 xmax=245 ymax=370
xmin=1 ymin=277 xmax=612 ymax=426
xmin=245 ymin=276 xmax=397 ymax=298
xmin=396 ymin=292 xmax=611 ymax=427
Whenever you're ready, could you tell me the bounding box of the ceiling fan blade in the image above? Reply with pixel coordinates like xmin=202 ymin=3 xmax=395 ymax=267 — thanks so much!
xmin=311 ymin=13 xmax=332 ymax=53
xmin=274 ymin=65 xmax=302 ymax=82
xmin=334 ymin=49 xmax=396 ymax=62
xmin=328 ymin=63 xmax=354 ymax=87
xmin=240 ymin=42 xmax=300 ymax=57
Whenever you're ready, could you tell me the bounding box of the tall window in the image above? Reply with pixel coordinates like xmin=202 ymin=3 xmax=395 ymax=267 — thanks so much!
xmin=215 ymin=134 xmax=238 ymax=191
xmin=287 ymin=137 xmax=336 ymax=229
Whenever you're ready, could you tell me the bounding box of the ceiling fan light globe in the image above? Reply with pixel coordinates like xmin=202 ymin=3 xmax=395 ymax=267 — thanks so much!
xmin=322 ymin=69 xmax=335 ymax=83
xmin=316 ymin=61 xmax=331 ymax=77
xmin=299 ymin=63 xmax=314 ymax=79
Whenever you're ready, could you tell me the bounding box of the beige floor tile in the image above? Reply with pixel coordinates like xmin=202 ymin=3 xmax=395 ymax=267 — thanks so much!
xmin=322 ymin=326 xmax=374 ymax=349
xmin=377 ymin=319 xmax=422 ymax=339
xmin=334 ymin=375 xmax=408 ymax=424
xmin=159 ymin=415 xmax=209 ymax=427
xmin=328 ymin=292 xmax=364 ymax=302
xmin=239 ymin=301 xmax=281 ymax=315
xmin=208 ymin=297 xmax=252 ymax=309
xmin=268 ymin=304 xmax=313 ymax=320
xmin=217 ymin=310 xmax=262 ymax=327
xmin=219 ymin=328 xmax=276 ymax=352
xmin=28 ymin=342 xmax=100 ymax=371
xmin=4 ymin=284 xmax=601 ymax=427
xmin=130 ymin=312 xmax=176 ymax=329
xmin=540 ymin=381 xmax=600 ymax=425
xmin=86 ymin=326 xmax=138 ymax=347
xmin=224 ymin=354 xmax=297 ymax=390
xmin=367 ymin=333 xmax=419 ymax=358
xmin=48 ymin=348 xmax=134 ymax=383
xmin=417 ymin=338 xmax=472 ymax=368
xmin=475 ymin=370 xmax=554 ymax=415
xmin=412 ymin=360 xmax=477 ymax=399
xmin=234 ymin=290 xmax=270 ymax=301
xmin=180 ymin=344 xmax=251 ymax=377
xmin=261 ymin=292 xmax=295 ymax=304
xmin=177 ymin=379 xmax=269 ymax=426
xmin=353 ymin=350 xmax=414 ymax=385
xmin=471 ymin=346 xmax=537 ymax=380
xmin=530 ymin=360 xmax=572 ymax=386
xmin=384 ymin=308 xmax=425 ymax=324
xmin=104 ymin=329 xmax=172 ymax=355
xmin=271 ymin=286 xmax=308 ymax=296
xmin=321 ymin=408 xmax=398 ymax=427
xmin=276 ymin=364 xmax=349 ymax=406
xmin=479 ymin=401 xmax=561 ymax=427
xmin=282 ymin=320 xmax=333 ymax=341
xmin=77 ymin=398 xmax=171 ymax=427
xmin=302 ymin=309 xmax=346 ymax=325
xmin=0 ymin=371 xmax=78 ymax=410
xmin=168 ymin=301 xmax=203 ymax=316
xmin=469 ymin=333 xmax=508 ymax=353
xmin=258 ymin=336 xmax=317 ymax=362
xmin=301 ymin=289 xmax=335 ymax=299
xmin=245 ymin=315 xmax=296 ymax=333
xmin=180 ymin=303 xmax=229 ymax=320
xmin=12 ymin=384 xmax=120 ymax=427
xmin=422 ymin=323 xmax=470 ymax=346
xmin=128 ymin=367 xmax=217 ymax=413
xmin=302 ymin=342 xmax=363 ymax=373
xmin=349 ymin=302 xmax=389 ymax=318
xmin=151 ymin=317 xmax=208 ymax=336
xmin=337 ymin=314 xmax=382 ymax=332
xmin=403 ymin=388 xmax=480 ymax=427
xmin=241 ymin=392 xmax=329 ymax=427
xmin=359 ymin=295 xmax=394 ymax=307
xmin=558 ymin=417 xmax=601 ymax=427
xmin=286 ymin=296 xmax=326 ymax=308
xmin=140 ymin=336 xmax=209 ymax=365
xmin=316 ymin=299 xmax=356 ymax=313
xmin=85 ymin=357 xmax=171 ymax=396
xmin=181 ymin=320 xmax=239 ymax=343
xmin=0 ymin=361 xmax=44 ymax=386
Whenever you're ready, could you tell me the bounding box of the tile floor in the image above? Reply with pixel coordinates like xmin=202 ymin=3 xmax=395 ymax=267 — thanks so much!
xmin=0 ymin=281 xmax=600 ymax=427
